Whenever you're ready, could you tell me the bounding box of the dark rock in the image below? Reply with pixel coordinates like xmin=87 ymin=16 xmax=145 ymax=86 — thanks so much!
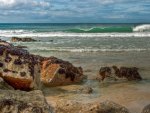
xmin=113 ymin=66 xmax=142 ymax=81
xmin=141 ymin=104 xmax=150 ymax=113
xmin=99 ymin=67 xmax=111 ymax=81
xmin=98 ymin=66 xmax=142 ymax=81
xmin=11 ymin=37 xmax=37 ymax=42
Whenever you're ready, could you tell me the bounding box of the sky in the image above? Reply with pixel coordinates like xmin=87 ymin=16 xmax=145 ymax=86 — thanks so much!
xmin=0 ymin=0 xmax=150 ymax=23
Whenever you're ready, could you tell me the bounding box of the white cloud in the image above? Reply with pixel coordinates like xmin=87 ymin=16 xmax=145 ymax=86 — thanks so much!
xmin=0 ymin=0 xmax=16 ymax=6
xmin=0 ymin=0 xmax=50 ymax=9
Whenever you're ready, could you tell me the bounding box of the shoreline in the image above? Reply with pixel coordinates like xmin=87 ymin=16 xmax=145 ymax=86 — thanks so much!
xmin=42 ymin=51 xmax=150 ymax=113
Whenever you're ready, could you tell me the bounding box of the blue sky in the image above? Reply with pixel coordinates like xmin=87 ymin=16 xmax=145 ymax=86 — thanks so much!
xmin=0 ymin=0 xmax=149 ymax=23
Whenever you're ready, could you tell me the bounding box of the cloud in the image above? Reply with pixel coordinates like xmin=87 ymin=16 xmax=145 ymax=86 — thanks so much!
xmin=0 ymin=0 xmax=149 ymax=23
xmin=0 ymin=0 xmax=50 ymax=9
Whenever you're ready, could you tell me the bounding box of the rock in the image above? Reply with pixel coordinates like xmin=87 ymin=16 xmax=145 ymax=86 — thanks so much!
xmin=141 ymin=104 xmax=150 ymax=113
xmin=78 ymin=86 xmax=93 ymax=94
xmin=15 ymin=45 xmax=28 ymax=49
xmin=0 ymin=40 xmax=84 ymax=89
xmin=0 ymin=89 xmax=53 ymax=113
xmin=112 ymin=66 xmax=142 ymax=81
xmin=98 ymin=67 xmax=111 ymax=81
xmin=0 ymin=39 xmax=13 ymax=47
xmin=11 ymin=37 xmax=36 ymax=42
xmin=41 ymin=56 xmax=84 ymax=86
xmin=98 ymin=66 xmax=142 ymax=81
xmin=53 ymin=100 xmax=129 ymax=113
xmin=0 ymin=77 xmax=14 ymax=90
xmin=0 ymin=44 xmax=41 ymax=91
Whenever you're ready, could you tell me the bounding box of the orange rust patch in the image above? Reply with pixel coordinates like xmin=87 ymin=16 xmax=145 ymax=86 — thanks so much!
xmin=41 ymin=63 xmax=60 ymax=79
xmin=2 ymin=75 xmax=33 ymax=91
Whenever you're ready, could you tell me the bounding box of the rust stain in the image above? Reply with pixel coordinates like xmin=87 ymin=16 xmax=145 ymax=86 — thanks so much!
xmin=1 ymin=75 xmax=32 ymax=91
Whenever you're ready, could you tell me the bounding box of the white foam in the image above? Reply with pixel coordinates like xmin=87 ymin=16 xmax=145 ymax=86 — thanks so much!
xmin=0 ymin=31 xmax=150 ymax=38
xmin=0 ymin=29 xmax=150 ymax=38
xmin=0 ymin=30 xmax=33 ymax=34
xmin=29 ymin=47 xmax=150 ymax=53
xmin=133 ymin=24 xmax=150 ymax=32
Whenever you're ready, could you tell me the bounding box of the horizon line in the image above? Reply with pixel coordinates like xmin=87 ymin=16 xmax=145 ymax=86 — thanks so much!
xmin=0 ymin=22 xmax=150 ymax=24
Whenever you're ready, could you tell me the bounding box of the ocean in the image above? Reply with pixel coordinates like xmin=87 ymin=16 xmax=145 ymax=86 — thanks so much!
xmin=0 ymin=23 xmax=150 ymax=53
xmin=0 ymin=23 xmax=150 ymax=113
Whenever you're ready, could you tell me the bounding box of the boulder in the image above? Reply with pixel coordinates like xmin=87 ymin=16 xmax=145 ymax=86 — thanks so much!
xmin=98 ymin=67 xmax=111 ymax=81
xmin=41 ymin=57 xmax=84 ymax=86
xmin=141 ymin=104 xmax=150 ymax=113
xmin=11 ymin=37 xmax=36 ymax=42
xmin=53 ymin=100 xmax=129 ymax=113
xmin=0 ymin=89 xmax=53 ymax=113
xmin=98 ymin=66 xmax=142 ymax=81
xmin=112 ymin=66 xmax=142 ymax=81
xmin=0 ymin=44 xmax=41 ymax=91
xmin=0 ymin=40 xmax=84 ymax=89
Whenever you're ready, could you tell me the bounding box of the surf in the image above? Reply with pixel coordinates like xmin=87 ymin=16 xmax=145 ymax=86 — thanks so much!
xmin=133 ymin=24 xmax=150 ymax=32
xmin=66 ymin=26 xmax=133 ymax=33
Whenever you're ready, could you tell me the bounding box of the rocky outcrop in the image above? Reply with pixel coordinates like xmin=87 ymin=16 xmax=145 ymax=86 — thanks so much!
xmin=11 ymin=37 xmax=36 ymax=42
xmin=98 ymin=66 xmax=142 ymax=81
xmin=113 ymin=66 xmax=142 ymax=81
xmin=0 ymin=44 xmax=41 ymax=91
xmin=0 ymin=39 xmax=13 ymax=47
xmin=0 ymin=40 xmax=84 ymax=90
xmin=41 ymin=57 xmax=84 ymax=86
xmin=98 ymin=67 xmax=112 ymax=81
xmin=141 ymin=104 xmax=150 ymax=113
xmin=52 ymin=100 xmax=129 ymax=113
xmin=0 ymin=89 xmax=53 ymax=113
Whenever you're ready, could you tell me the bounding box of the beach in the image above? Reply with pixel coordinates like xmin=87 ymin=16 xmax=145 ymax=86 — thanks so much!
xmin=0 ymin=23 xmax=150 ymax=113
xmin=41 ymin=51 xmax=150 ymax=113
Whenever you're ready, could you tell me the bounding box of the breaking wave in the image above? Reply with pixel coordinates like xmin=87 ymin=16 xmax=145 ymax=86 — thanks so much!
xmin=133 ymin=24 xmax=150 ymax=32
xmin=0 ymin=31 xmax=150 ymax=38
xmin=0 ymin=24 xmax=150 ymax=38
xmin=29 ymin=47 xmax=150 ymax=53
xmin=66 ymin=26 xmax=133 ymax=33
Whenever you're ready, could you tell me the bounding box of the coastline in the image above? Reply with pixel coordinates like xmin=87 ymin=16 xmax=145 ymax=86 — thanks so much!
xmin=0 ymin=23 xmax=150 ymax=112
xmin=41 ymin=51 xmax=150 ymax=113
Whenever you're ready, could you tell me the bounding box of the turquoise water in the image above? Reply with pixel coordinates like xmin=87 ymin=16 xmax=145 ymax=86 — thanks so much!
xmin=0 ymin=23 xmax=134 ymax=32
xmin=0 ymin=23 xmax=150 ymax=53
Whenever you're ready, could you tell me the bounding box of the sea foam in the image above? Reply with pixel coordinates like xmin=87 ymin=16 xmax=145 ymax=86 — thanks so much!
xmin=133 ymin=24 xmax=150 ymax=32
